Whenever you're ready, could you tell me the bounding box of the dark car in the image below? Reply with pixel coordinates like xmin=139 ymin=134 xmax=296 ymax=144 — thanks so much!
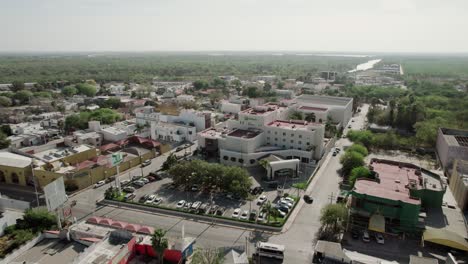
xmin=351 ymin=229 xmax=360 ymax=239
xmin=250 ymin=186 xmax=264 ymax=195
xmin=249 ymin=209 xmax=258 ymax=221
xmin=124 ymin=193 xmax=136 ymax=201
xmin=139 ymin=194 xmax=150 ymax=203
xmin=176 ymin=146 xmax=184 ymax=152
xmin=303 ymin=195 xmax=313 ymax=204
xmin=216 ymin=207 xmax=225 ymax=216
xmin=146 ymin=176 xmax=156 ymax=182
xmin=209 ymin=205 xmax=218 ymax=214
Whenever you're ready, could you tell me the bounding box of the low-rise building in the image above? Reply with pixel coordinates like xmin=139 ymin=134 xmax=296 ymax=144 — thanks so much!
xmin=0 ymin=152 xmax=32 ymax=186
xmin=436 ymin=128 xmax=468 ymax=172
xmin=151 ymin=122 xmax=197 ymax=142
xmin=349 ymin=159 xmax=446 ymax=232
xmin=449 ymin=159 xmax=468 ymax=211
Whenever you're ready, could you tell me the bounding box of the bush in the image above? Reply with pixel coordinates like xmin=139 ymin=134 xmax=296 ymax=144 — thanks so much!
xmin=348 ymin=166 xmax=371 ymax=186
xmin=16 ymin=208 xmax=56 ymax=232
xmin=346 ymin=144 xmax=368 ymax=156
xmin=340 ymin=151 xmax=365 ymax=176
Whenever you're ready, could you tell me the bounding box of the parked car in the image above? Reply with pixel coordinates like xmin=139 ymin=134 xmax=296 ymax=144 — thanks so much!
xmin=257 ymin=211 xmax=266 ymax=222
xmin=132 ymin=180 xmax=145 ymax=188
xmin=348 ymin=125 xmax=352 ymax=128
xmin=275 ymin=204 xmax=289 ymax=213
xmin=216 ymin=207 xmax=225 ymax=216
xmin=139 ymin=194 xmax=150 ymax=203
xmin=303 ymin=195 xmax=313 ymax=204
xmin=140 ymin=178 xmax=149 ymax=184
xmin=279 ymin=199 xmax=293 ymax=209
xmin=121 ymin=179 xmax=130 ymax=186
xmin=152 ymin=197 xmax=163 ymax=205
xmin=232 ymin=208 xmax=241 ymax=218
xmin=198 ymin=203 xmax=210 ymax=214
xmin=276 ymin=208 xmax=287 ymax=217
xmin=282 ymin=197 xmax=295 ymax=204
xmin=249 ymin=210 xmax=257 ymax=221
xmin=240 ymin=210 xmax=249 ymax=220
xmin=124 ymin=193 xmax=136 ymax=201
xmin=141 ymin=160 xmax=151 ymax=167
xmin=144 ymin=195 xmax=157 ymax=205
xmin=105 ymin=176 xmax=115 ymax=183
xmin=176 ymin=146 xmax=184 ymax=152
xmin=146 ymin=176 xmax=156 ymax=182
xmin=226 ymin=193 xmax=234 ymax=199
xmin=250 ymin=186 xmax=264 ymax=195
xmin=257 ymin=195 xmax=267 ymax=205
xmin=375 ymin=233 xmax=384 ymax=244
xmin=351 ymin=229 xmax=360 ymax=239
xmin=176 ymin=200 xmax=186 ymax=208
xmin=123 ymin=186 xmax=136 ymax=193
xmin=184 ymin=202 xmax=192 ymax=210
xmin=191 ymin=184 xmax=200 ymax=192
xmin=209 ymin=205 xmax=218 ymax=214
xmin=132 ymin=175 xmax=141 ymax=180
xmin=362 ymin=230 xmax=370 ymax=243
xmin=94 ymin=180 xmax=105 ymax=188
xmin=191 ymin=201 xmax=202 ymax=210
xmin=332 ymin=151 xmax=338 ymax=156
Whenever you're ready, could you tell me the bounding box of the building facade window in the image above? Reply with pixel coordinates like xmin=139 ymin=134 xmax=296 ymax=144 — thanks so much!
xmin=299 ymin=135 xmax=302 ymax=138
xmin=291 ymin=140 xmax=294 ymax=143
xmin=223 ymin=156 xmax=228 ymax=160
xmin=230 ymin=157 xmax=236 ymax=162
xmin=250 ymin=159 xmax=256 ymax=164
xmin=239 ymin=159 xmax=244 ymax=163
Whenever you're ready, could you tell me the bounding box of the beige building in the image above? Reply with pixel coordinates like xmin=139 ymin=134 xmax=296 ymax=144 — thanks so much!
xmin=449 ymin=160 xmax=468 ymax=210
xmin=0 ymin=152 xmax=33 ymax=186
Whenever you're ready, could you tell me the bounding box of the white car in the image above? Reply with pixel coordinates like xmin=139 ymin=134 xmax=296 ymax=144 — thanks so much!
xmin=153 ymin=197 xmax=163 ymax=205
xmin=257 ymin=195 xmax=267 ymax=205
xmin=362 ymin=230 xmax=370 ymax=243
xmin=276 ymin=208 xmax=287 ymax=217
xmin=240 ymin=210 xmax=249 ymax=220
xmin=282 ymin=197 xmax=295 ymax=204
xmin=140 ymin=178 xmax=149 ymax=184
xmin=176 ymin=200 xmax=186 ymax=208
xmin=144 ymin=195 xmax=157 ymax=204
xmin=375 ymin=233 xmax=385 ymax=244
xmin=279 ymin=199 xmax=293 ymax=208
xmin=257 ymin=211 xmax=266 ymax=222
xmin=94 ymin=180 xmax=105 ymax=188
xmin=232 ymin=208 xmax=241 ymax=218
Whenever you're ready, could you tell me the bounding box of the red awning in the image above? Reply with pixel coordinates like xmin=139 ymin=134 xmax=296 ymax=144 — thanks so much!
xmin=98 ymin=218 xmax=114 ymax=226
xmin=87 ymin=216 xmax=103 ymax=224
xmin=138 ymin=226 xmax=155 ymax=235
xmin=125 ymin=224 xmax=141 ymax=232
xmin=111 ymin=221 xmax=128 ymax=229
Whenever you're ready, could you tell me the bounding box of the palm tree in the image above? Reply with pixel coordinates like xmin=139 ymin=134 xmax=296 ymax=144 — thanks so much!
xmin=151 ymin=229 xmax=168 ymax=264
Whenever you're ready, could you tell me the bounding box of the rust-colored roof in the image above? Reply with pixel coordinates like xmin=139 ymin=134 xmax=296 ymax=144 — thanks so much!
xmin=354 ymin=161 xmax=421 ymax=205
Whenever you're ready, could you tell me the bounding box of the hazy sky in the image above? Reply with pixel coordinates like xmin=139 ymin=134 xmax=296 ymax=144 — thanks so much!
xmin=1 ymin=0 xmax=467 ymax=53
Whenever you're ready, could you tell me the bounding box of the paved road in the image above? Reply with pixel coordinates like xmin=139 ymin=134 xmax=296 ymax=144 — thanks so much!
xmin=68 ymin=106 xmax=370 ymax=264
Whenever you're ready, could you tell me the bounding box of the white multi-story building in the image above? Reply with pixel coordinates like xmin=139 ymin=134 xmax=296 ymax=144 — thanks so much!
xmin=136 ymin=107 xmax=212 ymax=143
xmin=198 ymin=103 xmax=325 ymax=169
xmin=287 ymin=95 xmax=353 ymax=127
xmin=151 ymin=122 xmax=197 ymax=142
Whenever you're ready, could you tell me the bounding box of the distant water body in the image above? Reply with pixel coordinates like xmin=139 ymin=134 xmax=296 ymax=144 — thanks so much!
xmin=295 ymin=53 xmax=370 ymax=58
xmin=348 ymin=59 xmax=382 ymax=73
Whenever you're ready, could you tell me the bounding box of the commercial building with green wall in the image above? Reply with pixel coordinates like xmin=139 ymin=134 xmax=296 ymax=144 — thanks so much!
xmin=349 ymin=158 xmax=446 ymax=233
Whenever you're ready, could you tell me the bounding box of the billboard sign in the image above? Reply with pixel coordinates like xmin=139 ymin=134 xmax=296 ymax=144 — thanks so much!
xmin=44 ymin=177 xmax=67 ymax=212
xmin=110 ymin=152 xmax=123 ymax=166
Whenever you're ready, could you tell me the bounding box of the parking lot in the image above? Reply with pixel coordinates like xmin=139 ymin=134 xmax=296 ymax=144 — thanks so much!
xmin=116 ymin=167 xmax=303 ymax=225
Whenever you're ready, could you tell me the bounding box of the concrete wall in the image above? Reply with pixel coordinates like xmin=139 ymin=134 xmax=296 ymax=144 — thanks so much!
xmin=0 ymin=165 xmax=31 ymax=186
xmin=0 ymin=197 xmax=30 ymax=211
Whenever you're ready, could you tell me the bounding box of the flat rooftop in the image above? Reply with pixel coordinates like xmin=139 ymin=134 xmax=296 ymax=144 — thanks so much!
xmin=34 ymin=145 xmax=92 ymax=163
xmin=240 ymin=103 xmax=285 ymax=116
xmin=295 ymin=94 xmax=353 ymax=106
xmin=440 ymin=128 xmax=468 ymax=147
xmin=228 ymin=129 xmax=262 ymax=139
xmin=198 ymin=128 xmax=230 ymax=139
xmin=12 ymin=238 xmax=86 ymax=264
xmin=267 ymin=120 xmax=316 ymax=130
xmin=354 ymin=159 xmax=444 ymax=205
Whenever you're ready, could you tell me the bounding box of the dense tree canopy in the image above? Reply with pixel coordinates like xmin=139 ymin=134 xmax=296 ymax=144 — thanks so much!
xmin=340 ymin=151 xmax=365 ymax=176
xmin=348 ymin=166 xmax=372 ymax=187
xmin=168 ymin=160 xmax=252 ymax=198
xmin=75 ymin=83 xmax=97 ymax=97
xmin=65 ymin=108 xmax=121 ymax=132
